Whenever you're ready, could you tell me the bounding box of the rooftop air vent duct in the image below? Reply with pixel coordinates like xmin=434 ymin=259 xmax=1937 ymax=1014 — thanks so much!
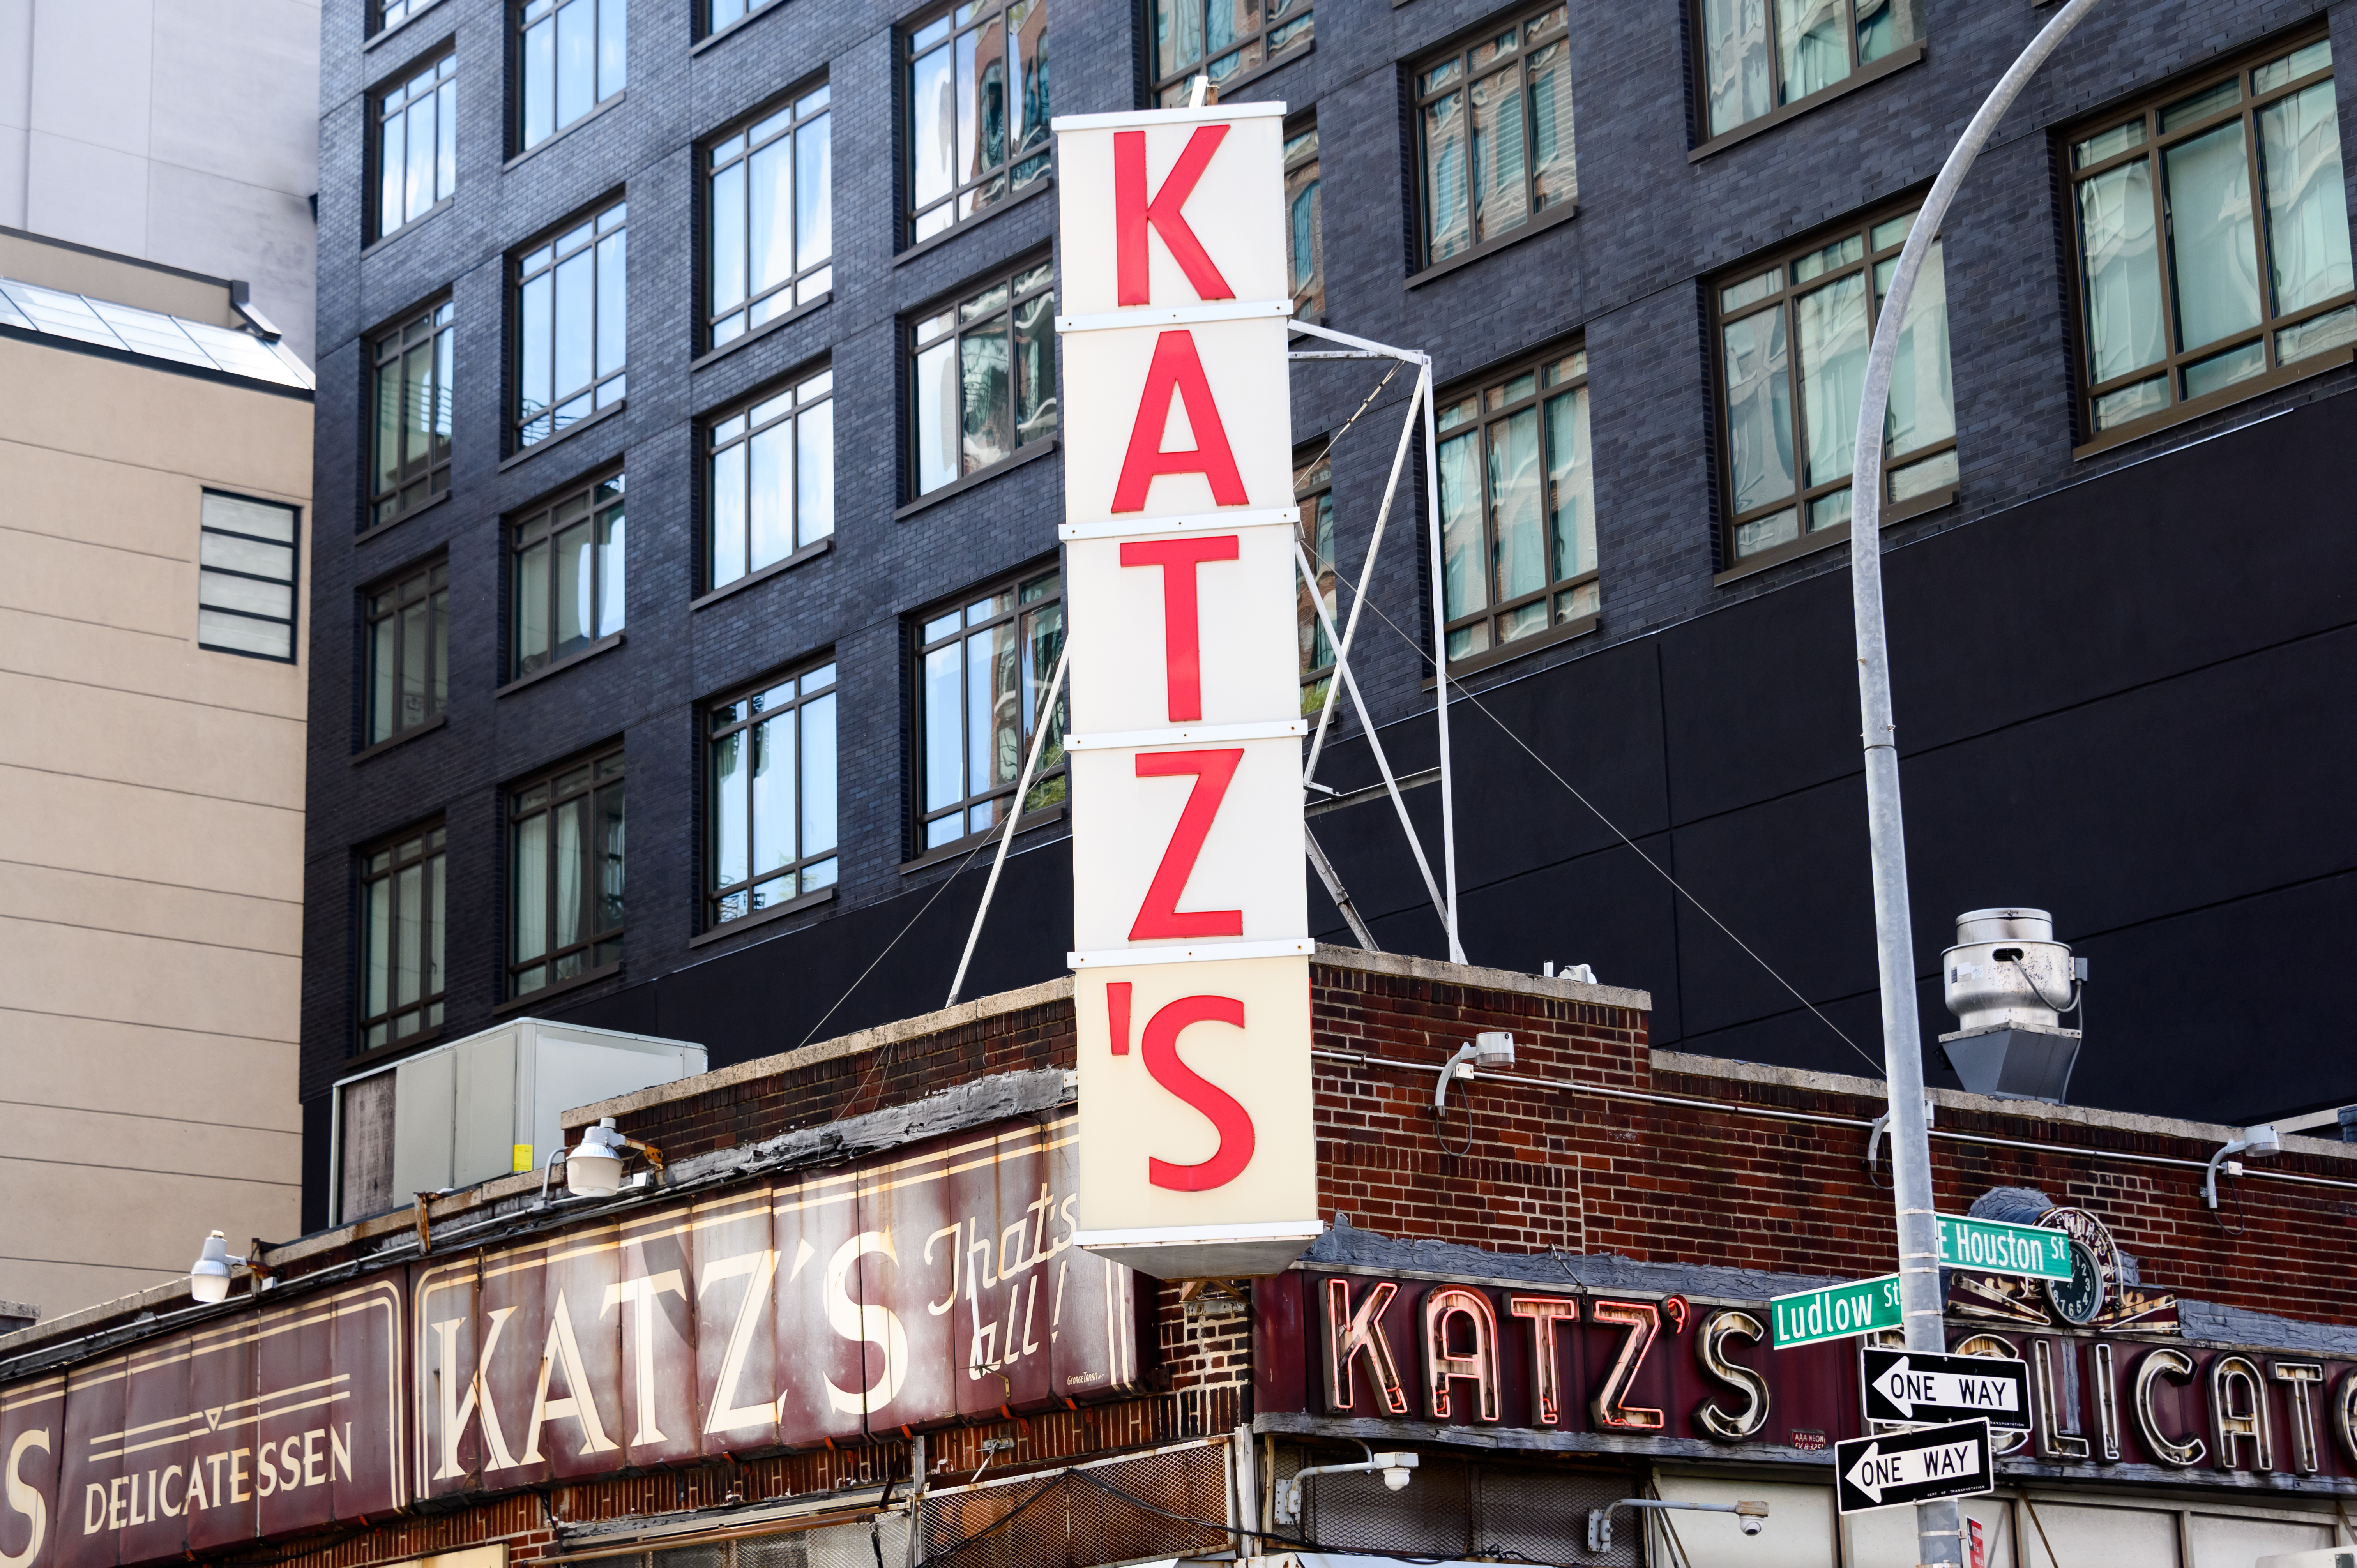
xmin=1938 ymin=908 xmax=2083 ymax=1104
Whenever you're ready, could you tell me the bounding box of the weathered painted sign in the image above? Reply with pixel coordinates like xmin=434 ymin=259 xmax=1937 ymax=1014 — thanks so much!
xmin=0 ymin=1280 xmax=405 ymax=1568
xmin=410 ymin=1113 xmax=1138 ymax=1495
xmin=1052 ymin=99 xmax=1320 ymax=1280
xmin=1252 ymin=1270 xmax=2357 ymax=1492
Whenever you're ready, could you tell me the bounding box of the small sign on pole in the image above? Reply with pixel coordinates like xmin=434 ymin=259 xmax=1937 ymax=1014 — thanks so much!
xmin=1769 ymin=1273 xmax=1904 ymax=1349
xmin=1836 ymin=1417 xmax=1997 ymax=1513
xmin=1936 ymin=1213 xmax=2072 ymax=1280
xmin=1861 ymin=1346 xmax=2030 ymax=1432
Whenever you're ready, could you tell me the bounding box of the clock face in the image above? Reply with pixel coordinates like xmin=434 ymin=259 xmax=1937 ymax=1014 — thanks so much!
xmin=2045 ymin=1238 xmax=2105 ymax=1326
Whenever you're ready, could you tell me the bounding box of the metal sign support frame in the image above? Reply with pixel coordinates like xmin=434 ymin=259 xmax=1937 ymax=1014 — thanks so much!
xmin=1287 ymin=318 xmax=1465 ymax=964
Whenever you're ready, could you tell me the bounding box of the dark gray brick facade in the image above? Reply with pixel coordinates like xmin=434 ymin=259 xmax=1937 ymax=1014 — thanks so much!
xmin=302 ymin=0 xmax=2357 ymax=1225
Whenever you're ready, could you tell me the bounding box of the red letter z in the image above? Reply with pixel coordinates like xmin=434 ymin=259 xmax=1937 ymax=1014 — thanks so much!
xmin=1129 ymin=749 xmax=1244 ymax=940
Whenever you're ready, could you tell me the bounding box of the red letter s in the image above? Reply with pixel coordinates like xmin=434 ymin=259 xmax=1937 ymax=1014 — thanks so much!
xmin=1142 ymin=995 xmax=1254 ymax=1190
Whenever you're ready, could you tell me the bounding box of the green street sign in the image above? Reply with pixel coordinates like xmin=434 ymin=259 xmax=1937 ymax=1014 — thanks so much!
xmin=1771 ymin=1274 xmax=1905 ymax=1349
xmin=1937 ymin=1214 xmax=2072 ymax=1281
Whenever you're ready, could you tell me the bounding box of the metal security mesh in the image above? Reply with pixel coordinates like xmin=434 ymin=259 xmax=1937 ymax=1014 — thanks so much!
xmin=1288 ymin=1448 xmax=1641 ymax=1567
xmin=804 ymin=1515 xmax=907 ymax=1568
xmin=916 ymin=1441 xmax=1230 ymax=1566
xmin=734 ymin=1535 xmax=808 ymax=1568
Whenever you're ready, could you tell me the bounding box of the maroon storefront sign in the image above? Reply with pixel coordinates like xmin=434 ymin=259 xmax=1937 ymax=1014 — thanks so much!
xmin=412 ymin=1113 xmax=1141 ymax=1495
xmin=0 ymin=1280 xmax=404 ymax=1568
xmin=1255 ymin=1271 xmax=2357 ymax=1490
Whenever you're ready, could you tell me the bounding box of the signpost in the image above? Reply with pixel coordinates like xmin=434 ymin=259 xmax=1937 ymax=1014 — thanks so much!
xmin=1936 ymin=1214 xmax=2072 ymax=1280
xmin=1836 ymin=1418 xmax=1997 ymax=1514
xmin=1861 ymin=1347 xmax=2030 ymax=1432
xmin=1769 ymin=1274 xmax=1904 ymax=1349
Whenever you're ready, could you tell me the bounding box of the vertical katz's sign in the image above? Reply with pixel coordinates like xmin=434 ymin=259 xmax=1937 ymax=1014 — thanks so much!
xmin=412 ymin=1116 xmax=1138 ymax=1494
xmin=0 ymin=1281 xmax=404 ymax=1568
xmin=1051 ymin=101 xmax=1321 ymax=1280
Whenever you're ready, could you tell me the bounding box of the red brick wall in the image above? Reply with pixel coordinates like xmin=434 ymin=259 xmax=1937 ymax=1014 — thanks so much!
xmin=604 ymin=955 xmax=2357 ymax=1325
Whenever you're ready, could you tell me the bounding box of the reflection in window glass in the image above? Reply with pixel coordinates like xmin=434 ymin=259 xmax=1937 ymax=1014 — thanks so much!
xmin=515 ymin=200 xmax=626 ymax=447
xmin=1294 ymin=445 xmax=1336 ymax=715
xmin=2067 ymin=38 xmax=2352 ymax=438
xmin=707 ymin=661 xmax=839 ymax=928
xmin=916 ymin=571 xmax=1065 ymax=850
xmin=370 ymin=302 xmax=454 ymax=527
xmin=359 ymin=825 xmax=445 ymax=1049
xmin=1414 ymin=6 xmax=1575 ymax=269
xmin=1699 ymin=0 xmax=1919 ymax=139
xmin=377 ymin=55 xmax=455 ymax=239
xmin=1285 ymin=121 xmax=1323 ymax=320
xmin=509 ymin=749 xmax=625 ymax=997
xmin=707 ymin=369 xmax=834 ymax=590
xmin=1434 ymin=351 xmax=1597 ymax=666
xmin=906 ymin=0 xmax=1049 ymax=245
xmin=708 ymin=86 xmax=831 ymax=350
xmin=911 ymin=261 xmax=1057 ymax=496
xmin=1150 ymin=0 xmax=1312 ymax=107
xmin=519 ymin=0 xmax=624 ymax=151
xmin=1712 ymin=205 xmax=1957 ymax=564
xmin=365 ymin=561 xmax=448 ymax=747
xmin=511 ymin=473 xmax=624 ymax=678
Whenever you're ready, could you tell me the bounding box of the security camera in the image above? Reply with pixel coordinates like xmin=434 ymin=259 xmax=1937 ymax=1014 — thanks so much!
xmin=1740 ymin=1515 xmax=1764 ymax=1536
xmin=1735 ymin=1500 xmax=1769 ymax=1537
xmin=1382 ymin=1467 xmax=1411 ymax=1491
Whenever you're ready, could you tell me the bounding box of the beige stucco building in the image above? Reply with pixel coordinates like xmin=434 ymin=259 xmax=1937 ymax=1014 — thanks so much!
xmin=0 ymin=230 xmax=313 ymax=1317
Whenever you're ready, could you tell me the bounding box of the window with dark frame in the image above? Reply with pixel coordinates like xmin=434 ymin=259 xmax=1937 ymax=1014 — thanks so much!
xmin=1711 ymin=201 xmax=1958 ymax=570
xmin=357 ymin=823 xmax=445 ymax=1050
xmin=198 ymin=492 xmax=301 ymax=662
xmin=2064 ymin=34 xmax=2352 ymax=450
xmin=905 ymin=0 xmax=1049 ymax=247
xmin=1285 ymin=118 xmax=1323 ymax=321
xmin=911 ymin=259 xmax=1057 ymax=497
xmin=364 ymin=560 xmax=448 ymax=748
xmin=369 ymin=300 xmax=453 ymax=528
xmin=914 ymin=568 xmax=1065 ymax=853
xmin=375 ymin=53 xmax=454 ymax=240
xmin=515 ymin=199 xmax=626 ymax=448
xmin=1295 ymin=444 xmax=1337 ymax=717
xmin=705 ymin=658 xmax=839 ymax=930
xmin=706 ymin=0 xmax=781 ymax=37
xmin=1413 ymin=5 xmax=1576 ymax=273
xmin=1150 ymin=0 xmax=1311 ymax=108
xmin=517 ymin=0 xmax=624 ymax=153
xmin=1695 ymin=0 xmax=1921 ymax=144
xmin=707 ymin=368 xmax=834 ymax=592
xmin=1432 ymin=349 xmax=1597 ymax=669
xmin=372 ymin=0 xmax=430 ymax=36
xmin=511 ymin=472 xmax=624 ymax=680
xmin=707 ymin=85 xmax=832 ymax=351
xmin=508 ymin=747 xmax=625 ymax=998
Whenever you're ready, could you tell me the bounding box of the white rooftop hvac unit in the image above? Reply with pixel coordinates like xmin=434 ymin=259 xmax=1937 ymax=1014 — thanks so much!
xmin=329 ymin=1018 xmax=706 ymax=1225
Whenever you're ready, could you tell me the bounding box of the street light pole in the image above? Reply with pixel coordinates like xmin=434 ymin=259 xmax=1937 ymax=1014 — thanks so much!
xmin=1846 ymin=2 xmax=2101 ymax=1562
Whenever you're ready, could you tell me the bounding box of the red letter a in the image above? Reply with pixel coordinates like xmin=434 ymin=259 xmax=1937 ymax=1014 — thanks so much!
xmin=1111 ymin=331 xmax=1249 ymax=513
xmin=1115 ymin=125 xmax=1234 ymax=305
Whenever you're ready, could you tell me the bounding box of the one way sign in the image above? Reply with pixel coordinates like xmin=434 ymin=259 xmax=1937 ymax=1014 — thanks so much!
xmin=1861 ymin=1346 xmax=2031 ymax=1432
xmin=1836 ymin=1418 xmax=1997 ymax=1514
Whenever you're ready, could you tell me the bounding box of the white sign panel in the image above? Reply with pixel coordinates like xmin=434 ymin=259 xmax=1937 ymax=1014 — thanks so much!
xmin=1054 ymin=101 xmax=1318 ymax=1278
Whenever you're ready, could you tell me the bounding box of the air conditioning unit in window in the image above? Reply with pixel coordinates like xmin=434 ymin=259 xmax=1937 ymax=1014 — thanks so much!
xmin=330 ymin=1018 xmax=706 ymax=1225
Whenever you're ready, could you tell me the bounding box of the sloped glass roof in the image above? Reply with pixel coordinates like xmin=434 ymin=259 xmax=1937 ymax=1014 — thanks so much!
xmin=0 ymin=279 xmax=314 ymax=391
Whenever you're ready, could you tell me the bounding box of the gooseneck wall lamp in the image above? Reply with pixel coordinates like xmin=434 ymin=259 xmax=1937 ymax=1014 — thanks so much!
xmin=1273 ymin=1442 xmax=1418 ymax=1526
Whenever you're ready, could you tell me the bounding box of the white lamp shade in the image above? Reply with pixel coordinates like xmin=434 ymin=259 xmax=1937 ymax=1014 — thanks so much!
xmin=189 ymin=1231 xmax=232 ymax=1303
xmin=565 ymin=1141 xmax=623 ymax=1197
